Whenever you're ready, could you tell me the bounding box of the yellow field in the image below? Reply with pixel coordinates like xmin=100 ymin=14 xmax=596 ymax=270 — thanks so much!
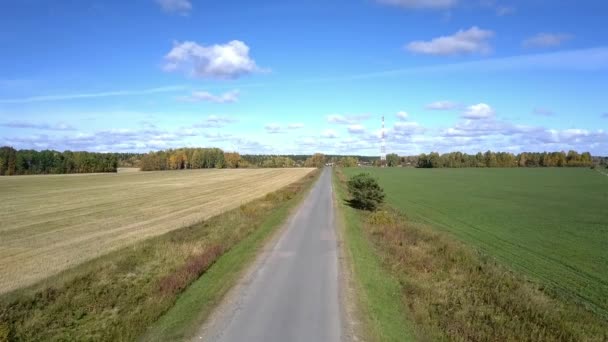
xmin=0 ymin=168 xmax=313 ymax=294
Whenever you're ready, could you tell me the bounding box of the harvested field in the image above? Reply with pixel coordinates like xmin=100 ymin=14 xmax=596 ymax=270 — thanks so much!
xmin=0 ymin=168 xmax=313 ymax=293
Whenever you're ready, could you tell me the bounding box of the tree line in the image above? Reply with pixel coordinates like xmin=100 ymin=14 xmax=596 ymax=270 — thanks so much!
xmin=412 ymin=151 xmax=593 ymax=168
xmin=138 ymin=149 xmax=335 ymax=171
xmin=2 ymin=145 xmax=601 ymax=176
xmin=0 ymin=146 xmax=118 ymax=176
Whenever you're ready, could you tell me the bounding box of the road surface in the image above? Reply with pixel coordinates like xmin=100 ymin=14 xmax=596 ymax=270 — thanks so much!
xmin=197 ymin=168 xmax=342 ymax=342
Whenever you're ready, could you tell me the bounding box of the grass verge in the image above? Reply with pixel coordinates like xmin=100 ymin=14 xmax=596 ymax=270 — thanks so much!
xmin=143 ymin=171 xmax=320 ymax=340
xmin=0 ymin=170 xmax=318 ymax=342
xmin=334 ymin=169 xmax=608 ymax=341
xmin=332 ymin=169 xmax=414 ymax=342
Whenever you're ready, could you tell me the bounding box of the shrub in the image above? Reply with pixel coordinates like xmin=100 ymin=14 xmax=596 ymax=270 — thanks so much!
xmin=347 ymin=173 xmax=385 ymax=211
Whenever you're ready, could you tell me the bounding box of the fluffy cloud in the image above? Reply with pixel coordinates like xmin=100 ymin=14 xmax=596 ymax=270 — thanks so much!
xmin=396 ymin=111 xmax=409 ymax=121
xmin=523 ymin=33 xmax=573 ymax=49
xmin=462 ymin=103 xmax=495 ymax=119
xmin=178 ymin=90 xmax=239 ymax=103
xmin=156 ymin=0 xmax=192 ymax=15
xmin=163 ymin=40 xmax=262 ymax=79
xmin=394 ymin=121 xmax=423 ymax=134
xmin=348 ymin=124 xmax=366 ymax=134
xmin=322 ymin=129 xmax=339 ymax=139
xmin=376 ymin=0 xmax=457 ymax=9
xmin=406 ymin=27 xmax=494 ymax=56
xmin=425 ymin=101 xmax=459 ymax=110
xmin=327 ymin=114 xmax=370 ymax=125
xmin=2 ymin=121 xmax=75 ymax=131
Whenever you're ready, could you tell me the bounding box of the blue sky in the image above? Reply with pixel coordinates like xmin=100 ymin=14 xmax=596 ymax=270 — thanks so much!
xmin=1 ymin=0 xmax=607 ymax=155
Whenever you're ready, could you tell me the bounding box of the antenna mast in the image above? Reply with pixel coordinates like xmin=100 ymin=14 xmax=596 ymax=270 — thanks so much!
xmin=380 ymin=115 xmax=386 ymax=162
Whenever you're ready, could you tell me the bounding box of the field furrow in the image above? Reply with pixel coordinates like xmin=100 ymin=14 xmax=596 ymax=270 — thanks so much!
xmin=0 ymin=168 xmax=314 ymax=293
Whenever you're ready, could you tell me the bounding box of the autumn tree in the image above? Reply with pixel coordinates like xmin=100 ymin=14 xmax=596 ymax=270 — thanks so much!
xmin=224 ymin=152 xmax=241 ymax=168
xmin=386 ymin=153 xmax=400 ymax=167
xmin=338 ymin=156 xmax=359 ymax=167
xmin=305 ymin=153 xmax=326 ymax=168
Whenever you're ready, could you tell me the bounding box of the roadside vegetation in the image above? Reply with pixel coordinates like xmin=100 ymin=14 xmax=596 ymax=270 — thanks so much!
xmin=0 ymin=170 xmax=318 ymax=341
xmin=335 ymin=168 xmax=608 ymax=341
xmin=346 ymin=173 xmax=385 ymax=211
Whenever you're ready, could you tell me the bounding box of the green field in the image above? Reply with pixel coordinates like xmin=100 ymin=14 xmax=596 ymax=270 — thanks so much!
xmin=343 ymin=167 xmax=608 ymax=317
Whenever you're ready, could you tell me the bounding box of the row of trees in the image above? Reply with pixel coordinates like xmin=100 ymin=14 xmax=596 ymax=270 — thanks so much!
xmin=0 ymin=146 xmax=118 ymax=175
xmin=138 ymin=149 xmax=332 ymax=171
xmin=416 ymin=151 xmax=593 ymax=168
xmin=139 ymin=148 xmax=227 ymax=171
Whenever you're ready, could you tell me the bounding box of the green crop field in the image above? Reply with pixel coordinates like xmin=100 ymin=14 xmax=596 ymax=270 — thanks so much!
xmin=343 ymin=167 xmax=608 ymax=317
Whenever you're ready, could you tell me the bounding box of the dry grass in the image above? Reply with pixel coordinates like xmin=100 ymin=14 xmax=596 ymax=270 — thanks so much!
xmin=0 ymin=168 xmax=313 ymax=294
xmin=361 ymin=209 xmax=608 ymax=341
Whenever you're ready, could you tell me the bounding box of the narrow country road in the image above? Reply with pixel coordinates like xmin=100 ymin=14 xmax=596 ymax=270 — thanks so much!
xmin=197 ymin=168 xmax=342 ymax=342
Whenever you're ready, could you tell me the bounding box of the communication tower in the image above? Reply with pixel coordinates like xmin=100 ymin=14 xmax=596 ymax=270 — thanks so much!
xmin=380 ymin=115 xmax=386 ymax=162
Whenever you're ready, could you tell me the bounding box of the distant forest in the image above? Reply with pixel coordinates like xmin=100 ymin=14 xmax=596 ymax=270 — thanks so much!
xmin=409 ymin=150 xmax=596 ymax=168
xmin=1 ymin=145 xmax=606 ymax=175
xmin=0 ymin=146 xmax=119 ymax=176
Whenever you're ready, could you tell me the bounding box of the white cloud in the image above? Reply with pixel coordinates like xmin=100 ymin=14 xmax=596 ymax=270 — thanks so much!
xmin=376 ymin=0 xmax=457 ymax=9
xmin=178 ymin=90 xmax=239 ymax=103
xmin=163 ymin=40 xmax=262 ymax=79
xmin=1 ymin=121 xmax=76 ymax=131
xmin=396 ymin=111 xmax=409 ymax=121
xmin=523 ymin=33 xmax=573 ymax=49
xmin=462 ymin=103 xmax=495 ymax=119
xmin=156 ymin=0 xmax=192 ymax=15
xmin=322 ymin=129 xmax=339 ymax=139
xmin=0 ymin=85 xmax=185 ymax=104
xmin=348 ymin=124 xmax=366 ymax=134
xmin=327 ymin=114 xmax=370 ymax=125
xmin=288 ymin=123 xmax=305 ymax=129
xmin=264 ymin=123 xmax=283 ymax=134
xmin=426 ymin=100 xmax=459 ymax=110
xmin=394 ymin=121 xmax=423 ymax=134
xmin=406 ymin=26 xmax=494 ymax=56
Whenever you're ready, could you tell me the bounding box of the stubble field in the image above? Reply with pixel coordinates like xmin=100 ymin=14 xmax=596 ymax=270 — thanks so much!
xmin=0 ymin=168 xmax=313 ymax=294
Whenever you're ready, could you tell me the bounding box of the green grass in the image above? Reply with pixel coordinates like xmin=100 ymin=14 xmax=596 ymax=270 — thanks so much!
xmin=332 ymin=170 xmax=414 ymax=342
xmin=144 ymin=171 xmax=319 ymax=341
xmin=336 ymin=168 xmax=607 ymax=341
xmin=0 ymin=171 xmax=318 ymax=341
xmin=343 ymin=167 xmax=608 ymax=318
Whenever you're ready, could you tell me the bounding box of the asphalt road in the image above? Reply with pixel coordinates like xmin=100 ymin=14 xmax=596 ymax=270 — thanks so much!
xmin=198 ymin=168 xmax=342 ymax=342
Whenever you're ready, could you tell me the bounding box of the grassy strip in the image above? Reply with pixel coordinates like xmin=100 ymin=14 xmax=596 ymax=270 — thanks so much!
xmin=334 ymin=169 xmax=608 ymax=341
xmin=0 ymin=170 xmax=318 ymax=342
xmin=332 ymin=169 xmax=414 ymax=342
xmin=144 ymin=171 xmax=319 ymax=341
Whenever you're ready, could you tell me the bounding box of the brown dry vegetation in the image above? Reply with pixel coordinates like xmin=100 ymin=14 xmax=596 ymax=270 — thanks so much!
xmin=0 ymin=170 xmax=318 ymax=341
xmin=0 ymin=168 xmax=313 ymax=294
